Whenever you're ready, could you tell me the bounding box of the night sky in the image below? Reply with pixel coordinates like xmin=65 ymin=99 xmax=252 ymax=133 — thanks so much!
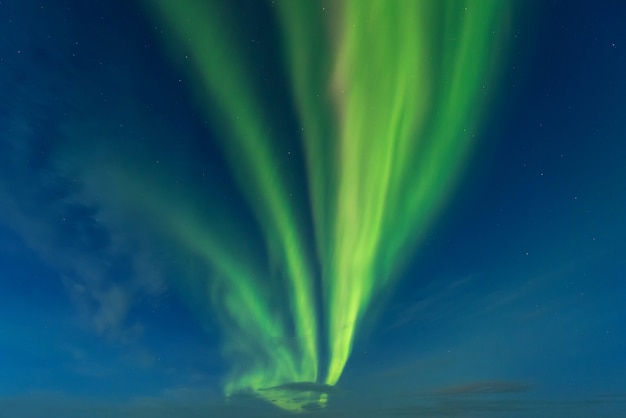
xmin=1 ymin=0 xmax=625 ymax=417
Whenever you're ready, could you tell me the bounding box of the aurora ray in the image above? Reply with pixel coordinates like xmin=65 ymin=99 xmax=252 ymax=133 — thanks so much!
xmin=143 ymin=0 xmax=512 ymax=412
xmin=144 ymin=0 xmax=322 ymax=411
xmin=279 ymin=0 xmax=511 ymax=386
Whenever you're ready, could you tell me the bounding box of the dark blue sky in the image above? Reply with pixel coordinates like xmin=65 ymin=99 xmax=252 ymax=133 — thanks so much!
xmin=1 ymin=0 xmax=625 ymax=416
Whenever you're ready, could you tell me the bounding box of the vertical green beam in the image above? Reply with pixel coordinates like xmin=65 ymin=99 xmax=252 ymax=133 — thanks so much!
xmin=143 ymin=0 xmax=319 ymax=409
xmin=275 ymin=0 xmax=336 ymax=267
xmin=325 ymin=0 xmax=433 ymax=385
xmin=278 ymin=0 xmax=509 ymax=386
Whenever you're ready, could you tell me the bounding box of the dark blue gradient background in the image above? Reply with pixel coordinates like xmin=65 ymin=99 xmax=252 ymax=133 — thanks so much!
xmin=1 ymin=1 xmax=625 ymax=416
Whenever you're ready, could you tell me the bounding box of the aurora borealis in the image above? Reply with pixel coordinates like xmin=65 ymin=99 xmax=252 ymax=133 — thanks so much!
xmin=284 ymin=1 xmax=509 ymax=387
xmin=143 ymin=0 xmax=511 ymax=410
xmin=3 ymin=0 xmax=626 ymax=416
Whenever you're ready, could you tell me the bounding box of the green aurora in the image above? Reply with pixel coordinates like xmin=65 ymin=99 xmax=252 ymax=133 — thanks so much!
xmin=142 ymin=0 xmax=512 ymax=412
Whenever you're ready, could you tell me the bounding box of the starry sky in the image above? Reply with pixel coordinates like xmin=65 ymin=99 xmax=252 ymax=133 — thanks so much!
xmin=1 ymin=0 xmax=625 ymax=416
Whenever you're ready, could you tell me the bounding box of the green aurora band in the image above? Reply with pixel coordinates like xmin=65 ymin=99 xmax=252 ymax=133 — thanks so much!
xmin=278 ymin=0 xmax=511 ymax=386
xmin=144 ymin=0 xmax=512 ymax=412
xmin=144 ymin=0 xmax=321 ymax=411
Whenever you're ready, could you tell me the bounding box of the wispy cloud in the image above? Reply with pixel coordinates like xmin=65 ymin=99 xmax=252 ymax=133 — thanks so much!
xmin=0 ymin=15 xmax=174 ymax=345
xmin=1 ymin=389 xmax=625 ymax=418
xmin=432 ymin=380 xmax=533 ymax=396
xmin=261 ymin=382 xmax=341 ymax=395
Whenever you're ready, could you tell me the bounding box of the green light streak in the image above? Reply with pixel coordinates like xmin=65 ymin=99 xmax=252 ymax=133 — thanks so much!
xmin=278 ymin=0 xmax=509 ymax=385
xmin=90 ymin=154 xmax=319 ymax=412
xmin=144 ymin=0 xmax=321 ymax=412
xmin=142 ymin=0 xmax=511 ymax=412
